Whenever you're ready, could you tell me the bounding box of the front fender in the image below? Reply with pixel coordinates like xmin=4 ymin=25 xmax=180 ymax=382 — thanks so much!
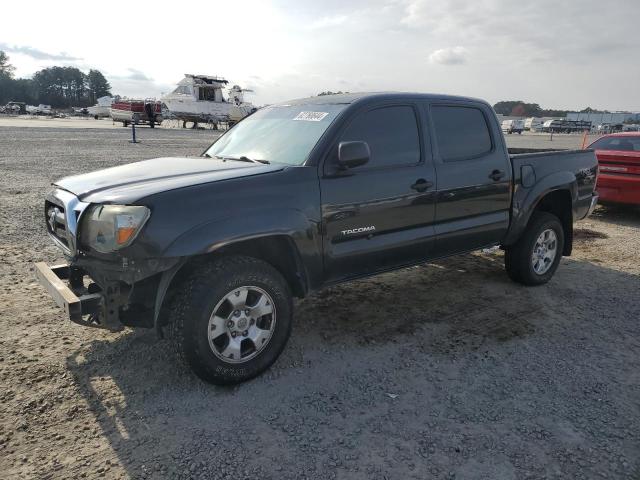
xmin=152 ymin=208 xmax=323 ymax=334
xmin=162 ymin=208 xmax=318 ymax=257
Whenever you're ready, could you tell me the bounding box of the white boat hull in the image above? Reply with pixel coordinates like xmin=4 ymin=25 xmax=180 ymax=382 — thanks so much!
xmin=87 ymin=105 xmax=111 ymax=118
xmin=162 ymin=95 xmax=254 ymax=123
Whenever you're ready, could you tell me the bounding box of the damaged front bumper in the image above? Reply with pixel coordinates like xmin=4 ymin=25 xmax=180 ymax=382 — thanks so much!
xmin=34 ymin=262 xmax=124 ymax=331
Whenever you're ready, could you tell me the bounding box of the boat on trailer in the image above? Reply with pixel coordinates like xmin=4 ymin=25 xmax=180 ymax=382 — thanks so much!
xmin=161 ymin=74 xmax=256 ymax=126
xmin=87 ymin=96 xmax=114 ymax=119
xmin=110 ymin=99 xmax=163 ymax=127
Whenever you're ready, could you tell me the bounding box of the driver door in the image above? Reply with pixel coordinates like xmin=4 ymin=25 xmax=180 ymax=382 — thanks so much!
xmin=319 ymin=103 xmax=437 ymax=283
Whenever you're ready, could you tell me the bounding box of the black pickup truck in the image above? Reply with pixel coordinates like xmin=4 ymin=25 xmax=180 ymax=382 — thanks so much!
xmin=36 ymin=93 xmax=599 ymax=384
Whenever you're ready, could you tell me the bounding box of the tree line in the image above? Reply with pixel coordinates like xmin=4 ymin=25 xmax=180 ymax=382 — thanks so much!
xmin=492 ymin=100 xmax=618 ymax=118
xmin=0 ymin=51 xmax=111 ymax=108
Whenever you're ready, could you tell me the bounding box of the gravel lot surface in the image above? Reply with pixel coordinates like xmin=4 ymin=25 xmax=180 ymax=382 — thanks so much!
xmin=0 ymin=126 xmax=639 ymax=480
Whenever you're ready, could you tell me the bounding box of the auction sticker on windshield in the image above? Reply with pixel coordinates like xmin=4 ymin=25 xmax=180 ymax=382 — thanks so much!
xmin=293 ymin=111 xmax=329 ymax=121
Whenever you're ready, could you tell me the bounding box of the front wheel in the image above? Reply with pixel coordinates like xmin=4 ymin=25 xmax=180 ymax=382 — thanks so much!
xmin=504 ymin=212 xmax=564 ymax=286
xmin=167 ymin=256 xmax=293 ymax=384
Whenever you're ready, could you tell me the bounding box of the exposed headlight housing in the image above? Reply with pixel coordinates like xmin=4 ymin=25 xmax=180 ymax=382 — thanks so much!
xmin=81 ymin=205 xmax=150 ymax=253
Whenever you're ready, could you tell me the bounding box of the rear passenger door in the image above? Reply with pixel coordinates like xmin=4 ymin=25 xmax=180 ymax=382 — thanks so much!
xmin=427 ymin=103 xmax=512 ymax=256
xmin=320 ymin=103 xmax=437 ymax=282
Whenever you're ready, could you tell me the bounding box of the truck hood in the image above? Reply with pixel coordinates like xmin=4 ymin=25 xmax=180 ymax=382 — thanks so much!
xmin=55 ymin=157 xmax=284 ymax=204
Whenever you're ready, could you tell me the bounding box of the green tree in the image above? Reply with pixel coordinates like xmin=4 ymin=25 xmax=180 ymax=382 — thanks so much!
xmin=33 ymin=66 xmax=89 ymax=107
xmin=87 ymin=69 xmax=111 ymax=104
xmin=493 ymin=100 xmax=522 ymax=115
xmin=1 ymin=60 xmax=112 ymax=108
xmin=493 ymin=100 xmax=542 ymax=117
xmin=0 ymin=50 xmax=15 ymax=78
xmin=317 ymin=91 xmax=345 ymax=96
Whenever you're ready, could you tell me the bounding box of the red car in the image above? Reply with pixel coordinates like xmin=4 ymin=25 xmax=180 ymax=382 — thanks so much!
xmin=588 ymin=133 xmax=640 ymax=205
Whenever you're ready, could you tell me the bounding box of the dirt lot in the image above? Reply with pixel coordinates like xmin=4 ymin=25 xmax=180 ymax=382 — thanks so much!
xmin=0 ymin=126 xmax=639 ymax=480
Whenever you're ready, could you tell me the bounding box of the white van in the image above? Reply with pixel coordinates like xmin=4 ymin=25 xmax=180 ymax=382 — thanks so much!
xmin=524 ymin=117 xmax=543 ymax=132
xmin=502 ymin=119 xmax=524 ymax=134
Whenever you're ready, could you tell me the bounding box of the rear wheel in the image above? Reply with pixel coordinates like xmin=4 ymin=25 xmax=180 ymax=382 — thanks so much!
xmin=167 ymin=256 xmax=293 ymax=385
xmin=504 ymin=212 xmax=564 ymax=286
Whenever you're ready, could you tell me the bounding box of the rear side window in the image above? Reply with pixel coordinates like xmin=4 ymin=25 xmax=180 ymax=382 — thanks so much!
xmin=340 ymin=105 xmax=420 ymax=168
xmin=432 ymin=105 xmax=492 ymax=161
xmin=590 ymin=136 xmax=640 ymax=152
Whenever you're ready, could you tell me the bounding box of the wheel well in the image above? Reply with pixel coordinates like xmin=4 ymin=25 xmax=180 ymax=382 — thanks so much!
xmin=533 ymin=189 xmax=573 ymax=256
xmin=214 ymin=236 xmax=307 ymax=298
xmin=167 ymin=234 xmax=306 ymax=300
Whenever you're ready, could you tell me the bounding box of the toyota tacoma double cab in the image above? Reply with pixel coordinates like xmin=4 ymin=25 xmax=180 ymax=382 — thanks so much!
xmin=36 ymin=93 xmax=599 ymax=384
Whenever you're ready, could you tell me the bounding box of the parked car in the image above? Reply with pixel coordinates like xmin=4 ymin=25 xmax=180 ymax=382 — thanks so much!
xmin=26 ymin=104 xmax=53 ymax=115
xmin=587 ymin=133 xmax=640 ymax=205
xmin=502 ymin=119 xmax=524 ymax=134
xmin=597 ymin=123 xmax=624 ymax=134
xmin=4 ymin=101 xmax=26 ymax=114
xmin=35 ymin=93 xmax=599 ymax=384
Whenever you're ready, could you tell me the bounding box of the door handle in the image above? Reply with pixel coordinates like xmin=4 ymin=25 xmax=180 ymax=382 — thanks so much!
xmin=489 ymin=169 xmax=506 ymax=181
xmin=410 ymin=179 xmax=433 ymax=192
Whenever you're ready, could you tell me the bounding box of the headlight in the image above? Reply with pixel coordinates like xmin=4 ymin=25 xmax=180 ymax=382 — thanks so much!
xmin=81 ymin=205 xmax=150 ymax=253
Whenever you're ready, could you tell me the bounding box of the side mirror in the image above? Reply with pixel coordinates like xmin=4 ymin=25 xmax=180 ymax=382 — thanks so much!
xmin=338 ymin=141 xmax=370 ymax=169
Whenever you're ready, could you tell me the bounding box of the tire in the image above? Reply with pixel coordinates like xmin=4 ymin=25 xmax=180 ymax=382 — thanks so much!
xmin=504 ymin=212 xmax=564 ymax=286
xmin=167 ymin=255 xmax=293 ymax=385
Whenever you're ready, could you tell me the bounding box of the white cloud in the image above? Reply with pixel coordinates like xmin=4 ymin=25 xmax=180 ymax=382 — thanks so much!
xmin=1 ymin=0 xmax=639 ymax=110
xmin=0 ymin=42 xmax=81 ymax=61
xmin=308 ymin=14 xmax=348 ymax=29
xmin=428 ymin=46 xmax=468 ymax=65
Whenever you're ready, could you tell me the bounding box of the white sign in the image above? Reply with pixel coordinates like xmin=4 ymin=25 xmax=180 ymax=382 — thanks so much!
xmin=293 ymin=111 xmax=329 ymax=122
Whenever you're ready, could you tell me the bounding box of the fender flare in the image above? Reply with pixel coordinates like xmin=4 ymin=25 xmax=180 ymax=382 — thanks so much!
xmin=504 ymin=170 xmax=578 ymax=246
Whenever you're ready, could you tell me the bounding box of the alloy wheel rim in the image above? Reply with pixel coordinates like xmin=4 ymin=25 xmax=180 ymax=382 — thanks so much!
xmin=531 ymin=228 xmax=557 ymax=275
xmin=207 ymin=286 xmax=276 ymax=364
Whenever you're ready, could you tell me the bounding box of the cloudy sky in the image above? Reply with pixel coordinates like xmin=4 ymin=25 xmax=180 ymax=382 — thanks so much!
xmin=1 ymin=0 xmax=638 ymax=110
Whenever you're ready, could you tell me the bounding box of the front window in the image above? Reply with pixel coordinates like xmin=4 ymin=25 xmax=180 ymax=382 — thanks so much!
xmin=339 ymin=105 xmax=421 ymax=168
xmin=173 ymin=85 xmax=191 ymax=95
xmin=205 ymin=104 xmax=346 ymax=165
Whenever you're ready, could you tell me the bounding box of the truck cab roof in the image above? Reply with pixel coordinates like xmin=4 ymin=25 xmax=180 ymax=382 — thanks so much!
xmin=281 ymin=92 xmax=490 ymax=106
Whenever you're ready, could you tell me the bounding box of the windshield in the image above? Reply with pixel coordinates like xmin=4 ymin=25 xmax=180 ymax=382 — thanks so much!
xmin=204 ymin=104 xmax=346 ymax=165
xmin=590 ymin=136 xmax=640 ymax=152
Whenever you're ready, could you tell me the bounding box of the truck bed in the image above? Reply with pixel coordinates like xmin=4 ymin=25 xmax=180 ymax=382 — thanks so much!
xmin=504 ymin=148 xmax=598 ymax=247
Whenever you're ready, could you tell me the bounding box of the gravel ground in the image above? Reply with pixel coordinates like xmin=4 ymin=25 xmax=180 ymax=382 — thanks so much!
xmin=0 ymin=126 xmax=639 ymax=480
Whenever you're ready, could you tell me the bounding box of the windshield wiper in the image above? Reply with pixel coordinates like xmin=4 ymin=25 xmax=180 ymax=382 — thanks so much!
xmin=238 ymin=155 xmax=270 ymax=164
xmin=216 ymin=155 xmax=270 ymax=164
xmin=206 ymin=154 xmax=270 ymax=164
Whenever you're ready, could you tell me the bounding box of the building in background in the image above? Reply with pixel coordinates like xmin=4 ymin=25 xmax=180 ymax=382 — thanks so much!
xmin=566 ymin=112 xmax=640 ymax=124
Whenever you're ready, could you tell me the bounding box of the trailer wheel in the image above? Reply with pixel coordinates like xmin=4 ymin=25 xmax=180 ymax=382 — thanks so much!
xmin=167 ymin=255 xmax=293 ymax=385
xmin=504 ymin=212 xmax=564 ymax=286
